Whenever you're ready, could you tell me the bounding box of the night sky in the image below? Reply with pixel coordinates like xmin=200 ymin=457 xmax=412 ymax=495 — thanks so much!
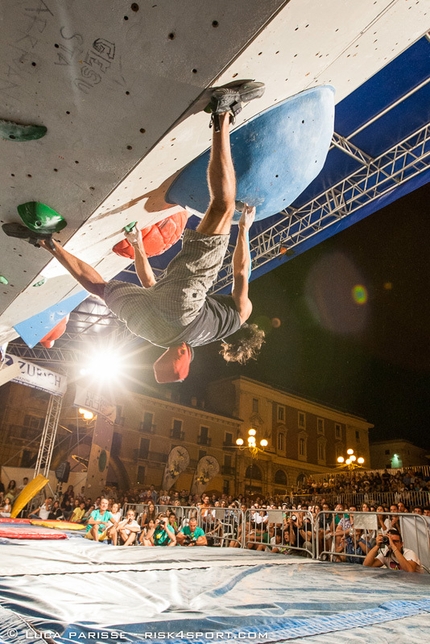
xmin=180 ymin=183 xmax=430 ymax=451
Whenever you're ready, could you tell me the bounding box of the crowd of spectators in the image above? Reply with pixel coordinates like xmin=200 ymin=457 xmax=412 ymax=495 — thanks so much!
xmin=296 ymin=468 xmax=430 ymax=499
xmin=0 ymin=474 xmax=428 ymax=572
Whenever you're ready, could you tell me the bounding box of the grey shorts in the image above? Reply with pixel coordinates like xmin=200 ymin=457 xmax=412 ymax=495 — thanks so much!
xmin=104 ymin=229 xmax=229 ymax=344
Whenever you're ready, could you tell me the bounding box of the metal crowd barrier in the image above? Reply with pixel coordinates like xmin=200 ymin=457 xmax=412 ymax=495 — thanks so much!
xmin=115 ymin=503 xmax=430 ymax=567
xmin=241 ymin=509 xmax=315 ymax=556
xmin=123 ymin=503 xmax=198 ymax=531
xmin=290 ymin=490 xmax=430 ymax=510
xmin=314 ymin=510 xmax=430 ymax=572
xmin=196 ymin=506 xmax=243 ymax=547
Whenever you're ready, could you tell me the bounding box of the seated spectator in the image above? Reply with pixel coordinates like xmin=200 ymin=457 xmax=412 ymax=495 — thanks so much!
xmin=158 ymin=489 xmax=171 ymax=506
xmin=139 ymin=501 xmax=157 ymax=528
xmin=268 ymin=529 xmax=289 ymax=554
xmin=60 ymin=498 xmax=73 ymax=521
xmin=70 ymin=501 xmax=86 ymax=524
xmin=316 ymin=503 xmax=332 ymax=555
xmin=167 ymin=512 xmax=179 ymax=535
xmin=375 ymin=505 xmax=387 ymax=533
xmin=118 ymin=509 xmax=140 ymax=546
xmin=200 ymin=495 xmax=216 ymax=530
xmin=177 ymin=517 xmax=207 ymax=547
xmin=397 ymin=501 xmax=408 ymax=513
xmin=228 ymin=503 xmax=248 ymax=548
xmin=412 ymin=506 xmax=423 ymax=515
xmin=335 ymin=528 xmax=372 ymax=564
xmin=152 ymin=514 xmax=176 ymax=546
xmin=139 ymin=518 xmax=156 ymax=546
xmin=105 ymin=502 xmax=122 ymax=545
xmin=0 ymin=496 xmax=12 ymax=517
xmin=385 ymin=504 xmax=401 ymax=532
xmin=85 ymin=497 xmax=118 ymax=542
xmin=48 ymin=500 xmax=64 ymax=520
xmin=29 ymin=497 xmax=53 ymax=520
xmin=4 ymin=480 xmax=17 ymax=503
xmin=363 ymin=529 xmax=423 ymax=573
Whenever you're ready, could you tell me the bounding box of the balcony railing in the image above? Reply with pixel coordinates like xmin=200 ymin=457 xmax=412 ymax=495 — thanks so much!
xmin=139 ymin=422 xmax=156 ymax=433
xmin=197 ymin=436 xmax=211 ymax=446
xmin=170 ymin=429 xmax=185 ymax=440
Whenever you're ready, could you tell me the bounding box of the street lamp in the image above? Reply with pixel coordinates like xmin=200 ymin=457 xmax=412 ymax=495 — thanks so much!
xmin=236 ymin=427 xmax=268 ymax=458
xmin=337 ymin=448 xmax=365 ymax=474
xmin=235 ymin=428 xmax=268 ymax=496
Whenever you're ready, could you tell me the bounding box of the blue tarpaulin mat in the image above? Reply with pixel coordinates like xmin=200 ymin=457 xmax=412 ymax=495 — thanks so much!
xmin=0 ymin=540 xmax=429 ymax=643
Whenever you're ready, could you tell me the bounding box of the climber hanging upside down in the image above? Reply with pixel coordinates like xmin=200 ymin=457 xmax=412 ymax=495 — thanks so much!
xmin=38 ymin=81 xmax=266 ymax=382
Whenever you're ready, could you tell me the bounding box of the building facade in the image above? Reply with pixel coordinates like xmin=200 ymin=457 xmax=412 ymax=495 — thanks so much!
xmin=370 ymin=439 xmax=429 ymax=470
xmin=0 ymin=376 xmax=373 ymax=497
xmin=205 ymin=376 xmax=373 ymax=494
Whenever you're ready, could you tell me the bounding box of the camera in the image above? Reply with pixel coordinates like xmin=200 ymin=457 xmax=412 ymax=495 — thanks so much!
xmin=291 ymin=515 xmax=297 ymax=522
xmin=183 ymin=536 xmax=196 ymax=546
xmin=381 ymin=536 xmax=389 ymax=545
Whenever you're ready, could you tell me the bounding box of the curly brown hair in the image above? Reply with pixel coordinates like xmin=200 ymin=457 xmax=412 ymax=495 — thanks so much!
xmin=220 ymin=323 xmax=265 ymax=364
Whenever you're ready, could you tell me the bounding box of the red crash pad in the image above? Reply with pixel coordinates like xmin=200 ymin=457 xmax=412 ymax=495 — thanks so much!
xmin=113 ymin=210 xmax=187 ymax=259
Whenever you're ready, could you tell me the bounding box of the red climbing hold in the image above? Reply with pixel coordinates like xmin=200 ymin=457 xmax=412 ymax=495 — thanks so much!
xmin=39 ymin=315 xmax=69 ymax=348
xmin=113 ymin=210 xmax=187 ymax=259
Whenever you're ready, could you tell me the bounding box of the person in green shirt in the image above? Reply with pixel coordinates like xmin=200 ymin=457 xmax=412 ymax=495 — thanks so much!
xmin=177 ymin=517 xmax=207 ymax=547
xmin=153 ymin=514 xmax=176 ymax=547
xmin=85 ymin=498 xmax=118 ymax=542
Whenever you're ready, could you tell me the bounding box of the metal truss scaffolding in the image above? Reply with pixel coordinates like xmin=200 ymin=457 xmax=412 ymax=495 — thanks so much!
xmin=214 ymin=122 xmax=430 ymax=292
xmin=34 ymin=394 xmax=63 ymax=478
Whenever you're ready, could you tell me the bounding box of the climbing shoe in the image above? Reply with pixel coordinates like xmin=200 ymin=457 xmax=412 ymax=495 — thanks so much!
xmin=2 ymin=222 xmax=55 ymax=249
xmin=205 ymin=80 xmax=265 ymax=131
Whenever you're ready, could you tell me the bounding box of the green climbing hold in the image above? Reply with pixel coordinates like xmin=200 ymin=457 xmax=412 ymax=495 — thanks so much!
xmin=0 ymin=118 xmax=47 ymax=141
xmin=33 ymin=277 xmax=47 ymax=287
xmin=17 ymin=202 xmax=67 ymax=234
xmin=0 ymin=275 xmax=9 ymax=285
xmin=124 ymin=221 xmax=138 ymax=233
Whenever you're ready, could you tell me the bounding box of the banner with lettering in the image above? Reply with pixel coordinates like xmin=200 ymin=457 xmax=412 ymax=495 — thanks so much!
xmin=73 ymin=385 xmax=116 ymax=424
xmin=4 ymin=353 xmax=67 ymax=396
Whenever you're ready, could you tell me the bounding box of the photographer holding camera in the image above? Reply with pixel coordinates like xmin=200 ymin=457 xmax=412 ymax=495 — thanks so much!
xmin=363 ymin=528 xmax=422 ymax=572
xmin=153 ymin=514 xmax=177 ymax=547
xmin=177 ymin=517 xmax=207 ymax=547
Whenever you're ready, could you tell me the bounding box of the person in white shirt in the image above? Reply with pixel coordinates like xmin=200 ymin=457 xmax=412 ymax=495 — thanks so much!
xmin=29 ymin=497 xmax=53 ymax=520
xmin=118 ymin=509 xmax=140 ymax=546
xmin=363 ymin=529 xmax=423 ymax=573
xmin=106 ymin=502 xmax=122 ymax=546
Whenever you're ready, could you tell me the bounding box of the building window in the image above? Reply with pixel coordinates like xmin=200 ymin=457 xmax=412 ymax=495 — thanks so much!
xmin=115 ymin=405 xmax=124 ymax=425
xmin=140 ymin=411 xmax=154 ymax=433
xmin=318 ymin=440 xmax=326 ymax=463
xmin=170 ymin=419 xmax=183 ymax=439
xmin=198 ymin=425 xmax=211 ymax=446
xmin=252 ymin=398 xmax=259 ymax=413
xmin=277 ymin=433 xmax=284 ymax=451
xmin=137 ymin=466 xmax=145 ymax=484
xmin=298 ymin=436 xmax=307 ymax=460
xmin=224 ymin=432 xmax=233 ymax=446
xmin=24 ymin=415 xmax=44 ymax=430
xmin=139 ymin=438 xmax=150 ymax=460
xmin=335 ymin=443 xmax=344 ymax=461
xmin=277 ymin=405 xmax=285 ymax=422
xmin=335 ymin=423 xmax=342 ymax=440
xmin=355 ymin=430 xmax=360 ymax=442
xmin=274 ymin=469 xmax=287 ymax=486
xmin=298 ymin=412 xmax=306 ymax=429
xmin=317 ymin=418 xmax=324 ymax=435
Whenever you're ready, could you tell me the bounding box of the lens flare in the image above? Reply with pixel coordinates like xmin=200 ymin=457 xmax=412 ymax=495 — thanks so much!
xmin=352 ymin=284 xmax=368 ymax=304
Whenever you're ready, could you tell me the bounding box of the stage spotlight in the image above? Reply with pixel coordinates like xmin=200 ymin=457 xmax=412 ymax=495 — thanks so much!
xmin=80 ymin=350 xmax=124 ymax=382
